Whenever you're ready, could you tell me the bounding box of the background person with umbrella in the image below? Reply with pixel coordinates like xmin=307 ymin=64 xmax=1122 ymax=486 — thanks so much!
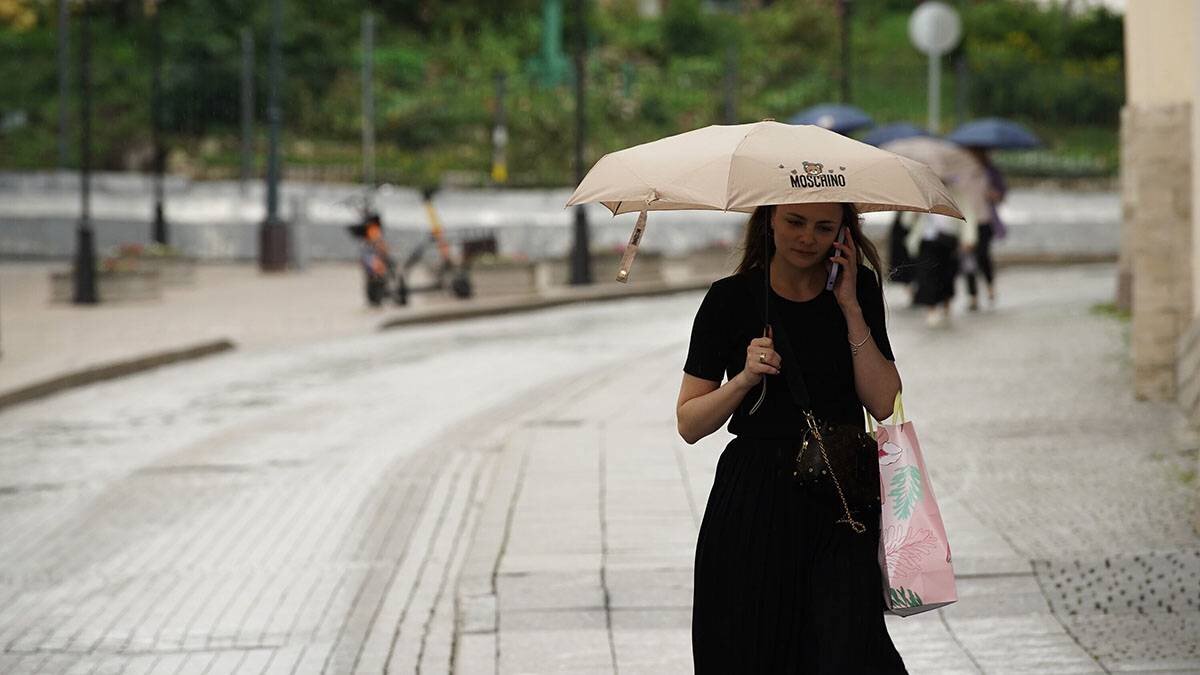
xmin=947 ymin=118 xmax=1043 ymax=310
xmin=882 ymin=136 xmax=989 ymax=326
xmin=568 ymin=121 xmax=964 ymax=673
xmin=864 ymin=123 xmax=932 ymax=286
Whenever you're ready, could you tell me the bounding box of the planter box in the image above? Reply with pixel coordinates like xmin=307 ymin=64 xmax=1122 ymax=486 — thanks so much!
xmin=50 ymin=269 xmax=163 ymax=303
xmin=137 ymin=257 xmax=196 ymax=286
xmin=469 ymin=260 xmax=537 ymax=297
xmin=536 ymin=252 xmax=665 ymax=289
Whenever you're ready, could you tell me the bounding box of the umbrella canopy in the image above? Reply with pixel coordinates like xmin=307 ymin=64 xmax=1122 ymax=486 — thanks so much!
xmin=787 ymin=104 xmax=874 ymax=135
xmin=863 ymin=122 xmax=931 ymax=147
xmin=567 ymin=121 xmax=966 ymax=282
xmin=881 ymin=136 xmax=989 ymax=221
xmin=569 ymin=121 xmax=964 ymax=217
xmin=946 ymin=117 xmax=1042 ymax=149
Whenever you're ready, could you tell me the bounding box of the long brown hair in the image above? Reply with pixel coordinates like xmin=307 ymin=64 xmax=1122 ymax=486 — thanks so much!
xmin=734 ymin=203 xmax=887 ymax=294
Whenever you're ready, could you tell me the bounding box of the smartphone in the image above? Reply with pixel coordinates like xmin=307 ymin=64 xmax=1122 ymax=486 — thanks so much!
xmin=825 ymin=226 xmax=847 ymax=291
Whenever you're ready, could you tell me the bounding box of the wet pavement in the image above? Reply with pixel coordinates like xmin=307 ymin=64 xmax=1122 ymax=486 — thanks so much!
xmin=0 ymin=264 xmax=1196 ymax=674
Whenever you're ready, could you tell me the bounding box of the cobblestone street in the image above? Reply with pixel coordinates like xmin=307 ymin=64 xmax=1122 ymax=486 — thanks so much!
xmin=0 ymin=264 xmax=1196 ymax=673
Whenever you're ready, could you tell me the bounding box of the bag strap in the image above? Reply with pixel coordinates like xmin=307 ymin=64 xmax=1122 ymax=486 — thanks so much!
xmin=747 ymin=270 xmax=866 ymax=535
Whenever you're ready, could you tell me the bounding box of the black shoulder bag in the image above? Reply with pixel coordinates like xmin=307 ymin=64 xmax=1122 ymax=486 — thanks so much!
xmin=747 ymin=273 xmax=880 ymax=534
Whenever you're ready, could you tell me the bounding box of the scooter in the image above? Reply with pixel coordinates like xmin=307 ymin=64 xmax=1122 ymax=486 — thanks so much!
xmin=343 ymin=186 xmax=475 ymax=307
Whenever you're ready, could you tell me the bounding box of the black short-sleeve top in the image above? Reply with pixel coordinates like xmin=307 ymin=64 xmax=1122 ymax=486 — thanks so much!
xmin=683 ymin=265 xmax=894 ymax=437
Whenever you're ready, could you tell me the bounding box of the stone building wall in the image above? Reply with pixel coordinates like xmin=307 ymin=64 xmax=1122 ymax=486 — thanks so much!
xmin=1122 ymin=103 xmax=1195 ymax=401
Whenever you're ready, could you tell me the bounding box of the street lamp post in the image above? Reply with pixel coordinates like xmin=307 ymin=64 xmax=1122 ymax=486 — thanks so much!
xmin=150 ymin=0 xmax=168 ymax=245
xmin=259 ymin=0 xmax=289 ymax=271
xmin=74 ymin=0 xmax=97 ymax=304
xmin=838 ymin=0 xmax=852 ymax=103
xmin=491 ymin=72 xmax=509 ymax=184
xmin=908 ymin=1 xmax=962 ymax=134
xmin=239 ymin=28 xmax=254 ymax=195
xmin=721 ymin=1 xmax=739 ymax=124
xmin=361 ymin=10 xmax=375 ymax=192
xmin=569 ymin=0 xmax=591 ymax=285
xmin=57 ymin=0 xmax=70 ymax=174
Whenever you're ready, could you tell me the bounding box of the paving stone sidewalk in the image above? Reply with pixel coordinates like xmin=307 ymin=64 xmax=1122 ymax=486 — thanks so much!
xmin=453 ymin=264 xmax=1200 ymax=674
xmin=2 ymin=261 xmax=1195 ymax=674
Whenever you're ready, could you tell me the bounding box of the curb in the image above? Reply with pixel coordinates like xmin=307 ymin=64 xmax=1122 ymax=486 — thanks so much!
xmin=3 ymin=259 xmax=1112 ymax=412
xmin=0 ymin=339 xmax=236 ymax=412
xmin=377 ymin=256 xmax=1117 ymax=332
xmin=378 ymin=278 xmax=713 ymax=331
xmin=993 ymin=252 xmax=1117 ymax=266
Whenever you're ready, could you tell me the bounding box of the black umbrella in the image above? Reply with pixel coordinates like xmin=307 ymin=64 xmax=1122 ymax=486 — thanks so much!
xmin=946 ymin=118 xmax=1042 ymax=149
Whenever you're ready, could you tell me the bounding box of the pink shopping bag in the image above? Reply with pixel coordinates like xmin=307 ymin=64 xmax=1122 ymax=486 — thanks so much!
xmin=871 ymin=394 xmax=957 ymax=617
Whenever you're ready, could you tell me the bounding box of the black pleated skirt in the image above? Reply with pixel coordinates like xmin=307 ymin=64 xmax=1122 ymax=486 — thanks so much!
xmin=912 ymin=233 xmax=960 ymax=307
xmin=692 ymin=437 xmax=907 ymax=674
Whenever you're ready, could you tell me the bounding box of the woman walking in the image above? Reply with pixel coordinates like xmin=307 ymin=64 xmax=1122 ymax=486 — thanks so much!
xmin=909 ymin=209 xmax=977 ymax=327
xmin=963 ymin=146 xmax=1007 ymax=310
xmin=677 ymin=201 xmax=907 ymax=673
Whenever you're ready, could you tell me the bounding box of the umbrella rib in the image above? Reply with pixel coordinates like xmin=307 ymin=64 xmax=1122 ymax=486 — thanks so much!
xmin=722 ymin=126 xmax=762 ymax=211
xmin=612 ymin=153 xmax=653 ymax=203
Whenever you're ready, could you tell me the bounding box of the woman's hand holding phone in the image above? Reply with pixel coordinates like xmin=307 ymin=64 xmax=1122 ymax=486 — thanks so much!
xmin=825 ymin=227 xmax=848 ymax=291
xmin=827 ymin=228 xmax=860 ymax=313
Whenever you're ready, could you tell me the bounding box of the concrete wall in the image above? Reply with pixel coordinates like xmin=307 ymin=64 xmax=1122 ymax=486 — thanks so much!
xmin=1122 ymin=1 xmax=1199 ymax=403
xmin=1119 ymin=0 xmax=1196 ymax=311
xmin=1125 ymin=0 xmax=1193 ymax=106
xmin=1124 ymin=0 xmax=1200 ymax=533
xmin=1124 ymin=104 xmax=1194 ymax=399
xmin=1194 ymin=3 xmax=1200 ymax=318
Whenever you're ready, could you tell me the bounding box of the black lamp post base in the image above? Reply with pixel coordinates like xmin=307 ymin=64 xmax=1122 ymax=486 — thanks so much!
xmin=73 ymin=225 xmax=98 ymax=304
xmin=569 ymin=207 xmax=592 ymax=285
xmin=259 ymin=220 xmax=290 ymax=272
xmin=153 ymin=204 xmax=168 ymax=246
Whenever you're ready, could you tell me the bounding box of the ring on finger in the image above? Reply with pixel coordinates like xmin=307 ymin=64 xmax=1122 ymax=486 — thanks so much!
xmin=758 ymin=352 xmax=766 ymax=364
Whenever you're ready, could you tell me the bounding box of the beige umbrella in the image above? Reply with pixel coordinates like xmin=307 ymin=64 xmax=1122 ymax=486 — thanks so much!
xmin=880 ymin=136 xmax=989 ymax=224
xmin=565 ymin=120 xmax=965 ymax=282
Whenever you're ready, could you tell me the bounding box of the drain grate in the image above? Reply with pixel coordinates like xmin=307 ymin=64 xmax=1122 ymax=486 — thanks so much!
xmin=1033 ymin=549 xmax=1200 ymax=668
xmin=1035 ymin=549 xmax=1200 ymax=616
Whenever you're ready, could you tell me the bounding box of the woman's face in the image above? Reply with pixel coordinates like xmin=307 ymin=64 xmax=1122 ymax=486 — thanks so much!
xmin=770 ymin=202 xmax=844 ymax=271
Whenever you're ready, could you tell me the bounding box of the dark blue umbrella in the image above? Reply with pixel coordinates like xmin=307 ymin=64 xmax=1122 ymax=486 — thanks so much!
xmin=862 ymin=122 xmax=930 ymax=147
xmin=787 ymin=103 xmax=874 ymax=135
xmin=946 ymin=117 xmax=1042 ymax=149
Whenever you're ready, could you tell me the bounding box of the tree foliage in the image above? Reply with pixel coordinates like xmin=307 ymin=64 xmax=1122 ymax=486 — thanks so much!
xmin=0 ymin=0 xmax=1124 ymax=182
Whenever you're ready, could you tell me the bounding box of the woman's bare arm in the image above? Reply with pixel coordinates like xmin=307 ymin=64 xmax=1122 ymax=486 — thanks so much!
xmin=676 ymin=374 xmax=749 ymax=445
xmin=844 ymin=306 xmax=902 ymax=421
xmin=677 ymin=335 xmax=780 ymax=444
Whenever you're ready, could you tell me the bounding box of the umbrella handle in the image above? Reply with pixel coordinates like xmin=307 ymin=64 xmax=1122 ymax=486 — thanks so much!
xmin=616 ymin=192 xmax=657 ymax=283
xmin=616 ymin=207 xmax=647 ymax=283
xmin=747 ymin=325 xmax=769 ymax=416
xmin=749 ymin=214 xmax=771 ymax=416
